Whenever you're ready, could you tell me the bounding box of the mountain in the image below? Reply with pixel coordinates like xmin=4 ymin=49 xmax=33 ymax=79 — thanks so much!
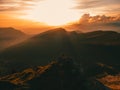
xmin=0 ymin=57 xmax=110 ymax=90
xmin=0 ymin=28 xmax=120 ymax=75
xmin=78 ymin=30 xmax=120 ymax=45
xmin=0 ymin=27 xmax=25 ymax=37
xmin=0 ymin=27 xmax=27 ymax=50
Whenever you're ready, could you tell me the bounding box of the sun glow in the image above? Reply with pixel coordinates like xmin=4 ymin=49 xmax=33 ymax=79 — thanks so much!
xmin=25 ymin=0 xmax=80 ymax=26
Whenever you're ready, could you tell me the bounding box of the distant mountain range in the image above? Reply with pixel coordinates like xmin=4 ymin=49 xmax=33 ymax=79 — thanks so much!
xmin=0 ymin=28 xmax=120 ymax=75
xmin=0 ymin=27 xmax=27 ymax=51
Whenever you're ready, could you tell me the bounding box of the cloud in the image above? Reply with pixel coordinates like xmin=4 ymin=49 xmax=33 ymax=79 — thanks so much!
xmin=73 ymin=0 xmax=102 ymax=9
xmin=79 ymin=14 xmax=120 ymax=23
xmin=74 ymin=0 xmax=120 ymax=9
xmin=73 ymin=0 xmax=120 ymax=15
xmin=0 ymin=0 xmax=40 ymax=12
xmin=64 ymin=14 xmax=120 ymax=32
xmin=83 ymin=14 xmax=120 ymax=27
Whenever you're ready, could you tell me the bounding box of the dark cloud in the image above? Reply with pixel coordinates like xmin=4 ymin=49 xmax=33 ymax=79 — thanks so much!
xmin=106 ymin=22 xmax=120 ymax=27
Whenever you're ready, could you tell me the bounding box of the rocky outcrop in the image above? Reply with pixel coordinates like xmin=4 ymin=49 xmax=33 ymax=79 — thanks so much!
xmin=0 ymin=56 xmax=111 ymax=90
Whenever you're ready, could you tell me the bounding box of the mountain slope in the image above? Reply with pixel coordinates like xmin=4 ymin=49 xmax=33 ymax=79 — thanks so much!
xmin=0 ymin=28 xmax=78 ymax=65
xmin=0 ymin=27 xmax=27 ymax=50
xmin=0 ymin=27 xmax=25 ymax=37
xmin=0 ymin=28 xmax=120 ymax=74
xmin=0 ymin=57 xmax=110 ymax=90
xmin=78 ymin=31 xmax=120 ymax=45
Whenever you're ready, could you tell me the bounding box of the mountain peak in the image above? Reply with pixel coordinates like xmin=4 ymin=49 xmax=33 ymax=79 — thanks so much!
xmin=6 ymin=27 xmax=14 ymax=30
xmin=0 ymin=27 xmax=16 ymax=31
xmin=0 ymin=27 xmax=24 ymax=34
xmin=33 ymin=27 xmax=67 ymax=39
xmin=48 ymin=27 xmax=67 ymax=33
xmin=51 ymin=27 xmax=66 ymax=31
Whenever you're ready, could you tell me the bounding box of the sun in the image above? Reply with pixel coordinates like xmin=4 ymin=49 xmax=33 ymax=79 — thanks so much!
xmin=24 ymin=0 xmax=80 ymax=26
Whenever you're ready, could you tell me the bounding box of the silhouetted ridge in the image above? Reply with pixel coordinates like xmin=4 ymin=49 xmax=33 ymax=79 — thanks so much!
xmin=81 ymin=30 xmax=119 ymax=38
xmin=33 ymin=27 xmax=67 ymax=39
xmin=0 ymin=27 xmax=25 ymax=36
xmin=0 ymin=27 xmax=27 ymax=51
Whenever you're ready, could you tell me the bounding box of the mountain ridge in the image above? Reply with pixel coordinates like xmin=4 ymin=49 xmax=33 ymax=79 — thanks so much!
xmin=0 ymin=28 xmax=120 ymax=75
xmin=0 ymin=27 xmax=27 ymax=51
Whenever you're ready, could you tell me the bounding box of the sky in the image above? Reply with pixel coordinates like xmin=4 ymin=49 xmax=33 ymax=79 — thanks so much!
xmin=0 ymin=0 xmax=120 ymax=34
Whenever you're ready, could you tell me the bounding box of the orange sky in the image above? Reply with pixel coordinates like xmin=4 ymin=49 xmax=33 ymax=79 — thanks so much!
xmin=0 ymin=14 xmax=53 ymax=34
xmin=0 ymin=0 xmax=120 ymax=34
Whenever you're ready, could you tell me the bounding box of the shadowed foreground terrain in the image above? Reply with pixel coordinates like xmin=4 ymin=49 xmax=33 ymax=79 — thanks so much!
xmin=0 ymin=56 xmax=110 ymax=90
